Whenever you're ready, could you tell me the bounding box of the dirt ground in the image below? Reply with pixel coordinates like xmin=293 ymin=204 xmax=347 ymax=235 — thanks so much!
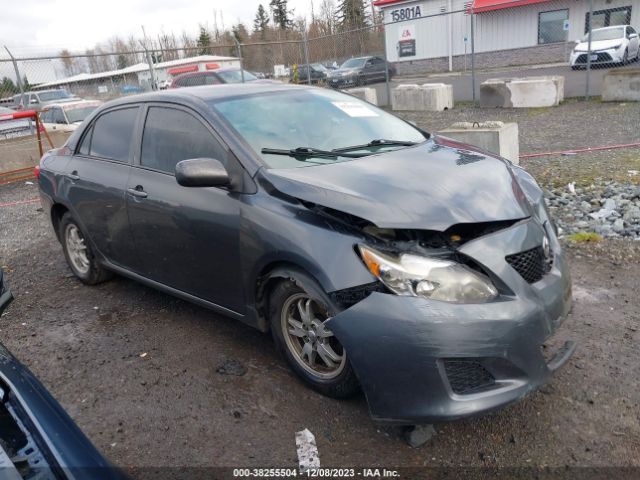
xmin=1 ymin=101 xmax=639 ymax=477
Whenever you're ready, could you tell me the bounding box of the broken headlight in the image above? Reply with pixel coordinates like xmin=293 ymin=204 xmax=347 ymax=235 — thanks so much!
xmin=358 ymin=245 xmax=498 ymax=303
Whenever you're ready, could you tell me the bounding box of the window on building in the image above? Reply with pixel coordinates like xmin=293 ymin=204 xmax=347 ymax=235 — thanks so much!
xmin=140 ymin=107 xmax=225 ymax=174
xmin=538 ymin=9 xmax=569 ymax=44
xmin=89 ymin=107 xmax=138 ymax=162
xmin=586 ymin=6 xmax=632 ymax=32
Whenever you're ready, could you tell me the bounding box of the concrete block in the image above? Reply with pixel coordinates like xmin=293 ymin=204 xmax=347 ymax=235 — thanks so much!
xmin=392 ymin=83 xmax=453 ymax=111
xmin=438 ymin=121 xmax=519 ymax=164
xmin=480 ymin=76 xmax=564 ymax=108
xmin=602 ymin=68 xmax=640 ymax=102
xmin=345 ymin=87 xmax=379 ymax=106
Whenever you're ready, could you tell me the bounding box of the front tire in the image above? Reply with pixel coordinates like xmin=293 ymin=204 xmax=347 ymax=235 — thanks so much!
xmin=59 ymin=212 xmax=112 ymax=285
xmin=269 ymin=279 xmax=359 ymax=398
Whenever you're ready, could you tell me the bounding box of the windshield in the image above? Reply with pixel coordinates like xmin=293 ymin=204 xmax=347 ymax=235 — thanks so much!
xmin=64 ymin=105 xmax=99 ymax=123
xmin=210 ymin=88 xmax=426 ymax=169
xmin=340 ymin=58 xmax=366 ymax=69
xmin=583 ymin=27 xmax=625 ymax=42
xmin=312 ymin=63 xmax=328 ymax=72
xmin=217 ymin=70 xmax=258 ymax=83
xmin=37 ymin=90 xmax=72 ymax=102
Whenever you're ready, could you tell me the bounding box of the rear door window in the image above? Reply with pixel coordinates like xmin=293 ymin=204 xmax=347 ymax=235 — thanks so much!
xmin=40 ymin=109 xmax=53 ymax=123
xmin=52 ymin=108 xmax=66 ymax=124
xmin=89 ymin=107 xmax=139 ymax=162
xmin=140 ymin=106 xmax=225 ymax=174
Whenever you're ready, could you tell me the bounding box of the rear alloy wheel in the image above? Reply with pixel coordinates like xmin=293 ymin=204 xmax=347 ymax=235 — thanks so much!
xmin=269 ymin=280 xmax=359 ymax=398
xmin=59 ymin=212 xmax=112 ymax=285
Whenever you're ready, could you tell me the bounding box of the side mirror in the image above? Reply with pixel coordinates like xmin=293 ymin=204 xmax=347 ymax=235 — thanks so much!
xmin=175 ymin=158 xmax=230 ymax=187
xmin=630 ymin=33 xmax=639 ymax=39
xmin=30 ymin=99 xmax=38 ymax=104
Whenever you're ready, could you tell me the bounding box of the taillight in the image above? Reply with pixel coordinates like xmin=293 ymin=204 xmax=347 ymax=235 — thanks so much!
xmin=34 ymin=165 xmax=40 ymax=179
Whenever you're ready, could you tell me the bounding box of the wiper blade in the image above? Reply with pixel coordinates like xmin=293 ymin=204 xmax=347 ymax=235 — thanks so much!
xmin=332 ymin=139 xmax=418 ymax=153
xmin=261 ymin=147 xmax=368 ymax=159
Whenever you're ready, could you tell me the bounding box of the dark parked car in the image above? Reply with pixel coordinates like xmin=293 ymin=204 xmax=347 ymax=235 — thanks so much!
xmin=327 ymin=56 xmax=396 ymax=88
xmin=169 ymin=69 xmax=264 ymax=88
xmin=0 ymin=269 xmax=124 ymax=479
xmin=37 ymin=84 xmax=574 ymax=424
xmin=292 ymin=63 xmax=329 ymax=84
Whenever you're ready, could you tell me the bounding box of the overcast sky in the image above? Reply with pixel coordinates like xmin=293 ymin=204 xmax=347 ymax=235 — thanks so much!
xmin=1 ymin=0 xmax=315 ymax=56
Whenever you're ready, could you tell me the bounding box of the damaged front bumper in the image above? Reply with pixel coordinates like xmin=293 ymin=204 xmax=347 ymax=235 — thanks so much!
xmin=326 ymin=218 xmax=574 ymax=424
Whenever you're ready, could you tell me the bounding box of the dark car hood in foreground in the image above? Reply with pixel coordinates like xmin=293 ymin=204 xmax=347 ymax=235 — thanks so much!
xmin=264 ymin=136 xmax=530 ymax=231
xmin=0 ymin=270 xmax=124 ymax=479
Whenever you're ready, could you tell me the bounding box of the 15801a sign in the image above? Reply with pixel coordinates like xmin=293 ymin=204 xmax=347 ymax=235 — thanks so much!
xmin=389 ymin=6 xmax=422 ymax=22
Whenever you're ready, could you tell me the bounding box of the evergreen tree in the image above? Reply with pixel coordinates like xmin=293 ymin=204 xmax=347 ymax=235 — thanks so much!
xmin=232 ymin=23 xmax=249 ymax=43
xmin=269 ymin=0 xmax=293 ymax=30
xmin=1 ymin=77 xmax=19 ymax=95
xmin=253 ymin=4 xmax=270 ymax=34
xmin=196 ymin=26 xmax=211 ymax=54
xmin=336 ymin=0 xmax=368 ymax=30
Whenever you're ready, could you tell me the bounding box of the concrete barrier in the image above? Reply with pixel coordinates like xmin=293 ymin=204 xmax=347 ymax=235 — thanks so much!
xmin=602 ymin=68 xmax=640 ymax=102
xmin=392 ymin=83 xmax=453 ymax=111
xmin=480 ymin=76 xmax=564 ymax=108
xmin=345 ymin=87 xmax=379 ymax=106
xmin=438 ymin=121 xmax=519 ymax=164
xmin=0 ymin=131 xmax=71 ymax=174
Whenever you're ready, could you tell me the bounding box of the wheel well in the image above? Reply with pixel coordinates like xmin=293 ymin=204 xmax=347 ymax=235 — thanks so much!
xmin=255 ymin=262 xmax=322 ymax=332
xmin=50 ymin=204 xmax=69 ymax=240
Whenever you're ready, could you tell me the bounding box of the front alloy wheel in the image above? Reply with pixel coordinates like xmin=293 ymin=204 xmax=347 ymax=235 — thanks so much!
xmin=281 ymin=293 xmax=346 ymax=379
xmin=269 ymin=280 xmax=359 ymax=398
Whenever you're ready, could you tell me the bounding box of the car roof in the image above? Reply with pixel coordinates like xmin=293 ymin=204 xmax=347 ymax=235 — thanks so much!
xmin=174 ymin=68 xmax=244 ymax=78
xmin=29 ymin=89 xmax=69 ymax=94
xmin=43 ymin=100 xmax=101 ymax=109
xmin=97 ymin=83 xmax=310 ymax=108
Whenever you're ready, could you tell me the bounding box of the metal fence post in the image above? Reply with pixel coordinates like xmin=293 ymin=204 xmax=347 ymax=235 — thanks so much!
xmin=585 ymin=0 xmax=593 ymax=100
xmin=144 ymin=49 xmax=157 ymax=91
xmin=303 ymin=31 xmax=311 ymax=85
xmin=4 ymin=46 xmax=25 ymax=103
xmin=234 ymin=39 xmax=245 ymax=83
xmin=470 ymin=12 xmax=476 ymax=105
xmin=383 ymin=28 xmax=391 ymax=108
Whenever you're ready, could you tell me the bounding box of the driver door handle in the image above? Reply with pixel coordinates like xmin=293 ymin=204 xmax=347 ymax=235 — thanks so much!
xmin=67 ymin=170 xmax=79 ymax=181
xmin=127 ymin=186 xmax=148 ymax=198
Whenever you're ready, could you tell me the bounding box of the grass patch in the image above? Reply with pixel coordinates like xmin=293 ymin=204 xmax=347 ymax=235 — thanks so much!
xmin=567 ymin=232 xmax=602 ymax=243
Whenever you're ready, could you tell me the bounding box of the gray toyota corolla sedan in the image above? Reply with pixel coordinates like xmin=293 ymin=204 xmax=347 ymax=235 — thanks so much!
xmin=37 ymin=84 xmax=574 ymax=424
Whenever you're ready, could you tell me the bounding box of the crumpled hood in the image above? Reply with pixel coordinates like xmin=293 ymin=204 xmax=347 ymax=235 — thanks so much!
xmin=263 ymin=136 xmax=530 ymax=231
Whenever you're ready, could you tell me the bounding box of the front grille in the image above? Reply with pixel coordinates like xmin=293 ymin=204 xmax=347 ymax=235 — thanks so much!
xmin=576 ymin=52 xmax=613 ymax=64
xmin=506 ymin=246 xmax=551 ymax=284
xmin=443 ymin=359 xmax=495 ymax=395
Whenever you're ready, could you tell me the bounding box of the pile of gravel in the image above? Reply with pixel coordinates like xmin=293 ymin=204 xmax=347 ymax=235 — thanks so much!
xmin=545 ymin=181 xmax=640 ymax=240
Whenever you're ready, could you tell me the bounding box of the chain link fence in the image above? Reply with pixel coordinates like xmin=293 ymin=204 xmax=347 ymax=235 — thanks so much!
xmin=0 ymin=0 xmax=637 ymax=106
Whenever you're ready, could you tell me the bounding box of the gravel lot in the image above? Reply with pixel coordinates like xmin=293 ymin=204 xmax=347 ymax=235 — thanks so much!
xmin=1 ymin=101 xmax=639 ymax=477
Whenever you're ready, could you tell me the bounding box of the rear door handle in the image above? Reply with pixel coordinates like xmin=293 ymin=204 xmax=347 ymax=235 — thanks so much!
xmin=67 ymin=170 xmax=79 ymax=181
xmin=127 ymin=187 xmax=148 ymax=198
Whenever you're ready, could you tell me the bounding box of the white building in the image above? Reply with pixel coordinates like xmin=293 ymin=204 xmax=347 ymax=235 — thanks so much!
xmin=374 ymin=0 xmax=639 ymax=72
xmin=34 ymin=55 xmax=240 ymax=98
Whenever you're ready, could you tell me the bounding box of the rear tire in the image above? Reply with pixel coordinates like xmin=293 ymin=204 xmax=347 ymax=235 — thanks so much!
xmin=269 ymin=279 xmax=359 ymax=398
xmin=59 ymin=212 xmax=112 ymax=285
